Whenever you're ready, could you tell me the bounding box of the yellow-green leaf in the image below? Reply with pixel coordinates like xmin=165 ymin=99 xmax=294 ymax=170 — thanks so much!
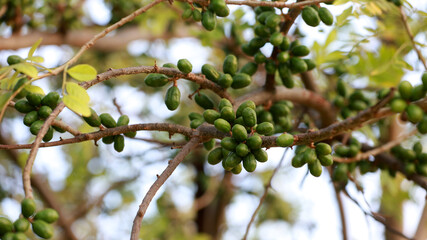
xmin=25 ymin=85 xmax=45 ymax=95
xmin=65 ymin=82 xmax=90 ymax=102
xmin=13 ymin=63 xmax=38 ymax=78
xmin=28 ymin=38 xmax=42 ymax=58
xmin=67 ymin=64 xmax=97 ymax=82
xmin=0 ymin=92 xmax=12 ymax=109
xmin=63 ymin=95 xmax=91 ymax=117
xmin=27 ymin=56 xmax=44 ymax=63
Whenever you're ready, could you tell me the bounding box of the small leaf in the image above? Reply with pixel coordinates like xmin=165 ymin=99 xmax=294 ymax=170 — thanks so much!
xmin=67 ymin=64 xmax=97 ymax=82
xmin=0 ymin=92 xmax=12 ymax=109
xmin=28 ymin=38 xmax=42 ymax=58
xmin=63 ymin=95 xmax=91 ymax=117
xmin=13 ymin=63 xmax=38 ymax=78
xmin=27 ymin=56 xmax=44 ymax=63
xmin=25 ymin=85 xmax=45 ymax=95
xmin=65 ymin=82 xmax=90 ymax=102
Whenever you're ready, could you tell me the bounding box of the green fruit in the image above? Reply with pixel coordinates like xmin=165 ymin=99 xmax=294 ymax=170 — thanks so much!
xmin=318 ymin=154 xmax=333 ymax=166
xmin=34 ymin=208 xmax=59 ymax=224
xmin=144 ymin=73 xmax=170 ymax=87
xmin=416 ymin=164 xmax=427 ymax=176
xmin=218 ymin=74 xmax=233 ymax=88
xmin=303 ymin=148 xmax=317 ymax=164
xmin=124 ymin=131 xmax=137 ymax=138
xmin=349 ymin=100 xmax=367 ymax=112
xmin=337 ymin=79 xmax=347 ymax=97
xmin=202 ymin=10 xmax=216 ymax=31
xmin=406 ymin=104 xmax=424 ymax=123
xmin=234 ymin=116 xmax=244 ymax=126
xmin=113 ymin=135 xmax=125 ymax=152
xmin=192 ymin=9 xmax=202 ymax=21
xmin=240 ymin=62 xmax=258 ymax=76
xmin=417 ymin=115 xmax=427 ymax=134
xmin=422 ymin=72 xmax=427 ymax=91
xmin=220 ymin=106 xmax=235 ymax=123
xmin=2 ymin=232 xmax=14 ymax=240
xmin=410 ymin=85 xmax=426 ymax=101
xmin=243 ymin=153 xmax=257 ymax=172
xmin=241 ymin=43 xmax=257 ymax=56
xmin=270 ymin=103 xmax=290 ymax=118
xmin=335 ymin=145 xmax=349 ymax=157
xmin=83 ymin=108 xmax=101 ymax=127
xmin=189 ymin=112 xmax=203 ymax=120
xmin=258 ymin=110 xmax=273 ymax=124
xmin=278 ymin=64 xmax=294 ymax=88
xmin=100 ymin=113 xmax=117 ymax=128
xmin=182 ymin=8 xmax=193 ymax=20
xmin=413 ymin=141 xmax=422 ymax=155
xmin=41 ymin=92 xmax=60 ymax=109
xmin=253 ymin=149 xmax=268 ymax=162
xmin=348 ymin=138 xmax=361 ymax=149
xmin=290 ymin=57 xmax=308 ymax=73
xmin=247 ymin=135 xmax=262 ymax=150
xmin=15 ymin=100 xmax=35 ymax=113
xmin=38 ymin=105 xmax=52 ymax=119
xmin=231 ymin=163 xmax=243 ymax=174
xmin=279 ymin=36 xmax=291 ymax=51
xmin=210 ymin=0 xmax=229 ymax=17
xmin=26 ymin=92 xmax=43 ymax=106
xmin=218 ymin=98 xmax=233 ymax=110
xmin=332 ymin=163 xmax=348 ymax=182
xmin=202 ymin=64 xmax=221 ymax=82
xmin=32 ymin=220 xmax=54 ymax=239
xmin=208 ymin=147 xmax=223 ymax=165
xmin=276 ymin=133 xmax=294 ymax=147
xmin=318 ymin=7 xmax=333 ymax=25
xmin=309 ymin=160 xmax=322 ymax=177
xmin=231 ymin=73 xmax=252 ymax=89
xmin=275 ymin=116 xmax=292 ymax=131
xmin=265 ymin=59 xmax=277 ymax=74
xmin=117 ymin=115 xmax=129 ymax=127
xmin=292 ymin=154 xmax=305 ymax=168
xmin=249 ymin=37 xmax=266 ymax=50
xmin=296 ymin=145 xmax=309 ymax=154
xmin=102 ymin=136 xmax=114 ymax=144
xmin=304 ymin=59 xmax=316 ymax=70
xmin=190 ymin=118 xmax=204 ymax=129
xmin=419 ymin=152 xmax=427 ymax=164
xmin=203 ymin=109 xmax=221 ymax=124
xmin=242 ymin=107 xmax=257 ymax=127
xmin=7 ymin=55 xmax=24 ymax=65
xmin=30 ymin=120 xmax=44 ymax=135
xmin=232 ymin=124 xmax=248 ymax=142
xmin=14 ymin=232 xmax=27 ymax=240
xmin=265 ymin=14 xmax=281 ymax=28
xmin=223 ymin=153 xmax=241 ymax=170
xmin=405 ymin=163 xmax=416 ymax=175
xmin=195 ymin=93 xmax=214 ymax=109
xmin=254 ymin=24 xmax=271 ymax=38
xmin=162 ymin=63 xmax=178 ymax=69
xmin=221 ymin=137 xmax=237 ymax=151
xmin=236 ymin=143 xmax=250 ymax=157
xmin=21 ymin=198 xmax=36 ymax=218
xmin=203 ymin=139 xmax=215 ymax=151
xmin=257 ymin=11 xmax=274 ymax=24
xmin=254 ymin=52 xmax=267 ymax=64
xmin=0 ymin=217 xmax=13 ymax=236
xmin=177 ymin=59 xmax=192 ymax=74
xmin=291 ymin=45 xmax=310 ymax=57
xmin=398 ymin=81 xmax=413 ymax=100
xmin=43 ymin=127 xmax=54 ymax=142
xmin=333 ymin=96 xmax=345 ymax=108
xmin=12 ymin=77 xmax=29 ymax=99
xmin=165 ymin=86 xmax=181 ymax=111
xmin=302 ymin=6 xmax=320 ymax=27
xmin=269 ymin=32 xmax=283 ymax=46
xmin=277 ymin=52 xmax=290 ymax=63
xmin=214 ymin=118 xmax=231 ymax=133
xmin=390 ymin=98 xmax=407 ymax=113
xmin=348 ymin=145 xmax=360 ymax=157
xmin=236 ymin=100 xmax=256 ymax=117
xmin=256 ymin=122 xmax=274 ymax=136
xmin=23 ymin=111 xmax=39 ymax=127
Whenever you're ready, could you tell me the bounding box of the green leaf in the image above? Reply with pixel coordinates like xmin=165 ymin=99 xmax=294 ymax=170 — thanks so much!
xmin=65 ymin=82 xmax=90 ymax=103
xmin=28 ymin=38 xmax=42 ymax=58
xmin=63 ymin=95 xmax=91 ymax=117
xmin=67 ymin=64 xmax=97 ymax=82
xmin=27 ymin=56 xmax=44 ymax=63
xmin=0 ymin=92 xmax=12 ymax=109
xmin=336 ymin=6 xmax=352 ymax=26
xmin=13 ymin=63 xmax=38 ymax=78
xmin=25 ymin=85 xmax=45 ymax=95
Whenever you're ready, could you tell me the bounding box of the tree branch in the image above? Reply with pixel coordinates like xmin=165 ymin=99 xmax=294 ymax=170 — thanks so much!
xmin=130 ymin=137 xmax=201 ymax=240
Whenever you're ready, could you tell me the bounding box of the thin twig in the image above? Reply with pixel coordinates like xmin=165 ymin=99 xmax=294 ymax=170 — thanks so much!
xmin=184 ymin=0 xmax=330 ymax=10
xmin=242 ymin=147 xmax=290 ymax=240
xmin=400 ymin=7 xmax=427 ymax=70
xmin=51 ymin=120 xmax=81 ymax=136
xmin=130 ymin=137 xmax=201 ymax=240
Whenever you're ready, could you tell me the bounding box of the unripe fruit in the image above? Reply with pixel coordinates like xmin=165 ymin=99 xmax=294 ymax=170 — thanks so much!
xmin=190 ymin=118 xmax=204 ymax=129
xmin=332 ymin=163 xmax=348 ymax=182
xmin=410 ymin=85 xmax=425 ymax=101
xmin=189 ymin=112 xmax=203 ymax=121
xmin=0 ymin=217 xmax=13 ymax=236
xmin=254 ymin=25 xmax=270 ymax=38
xmin=177 ymin=59 xmax=192 ymax=74
xmin=302 ymin=7 xmax=320 ymax=27
xmin=406 ymin=104 xmax=424 ymax=123
xmin=144 ymin=73 xmax=169 ymax=87
xmin=265 ymin=59 xmax=277 ymax=74
xmin=390 ymin=98 xmax=407 ymax=113
xmin=231 ymin=73 xmax=252 ymax=89
xmin=236 ymin=143 xmax=250 ymax=157
xmin=26 ymin=92 xmax=43 ymax=106
xmin=1 ymin=232 xmax=14 ymax=240
xmin=239 ymin=62 xmax=258 ymax=76
xmin=303 ymin=148 xmax=317 ymax=164
xmin=291 ymin=45 xmax=310 ymax=57
xmin=102 ymin=136 xmax=114 ymax=144
xmin=269 ymin=32 xmax=283 ymax=46
xmin=208 ymin=147 xmax=223 ymax=165
xmin=214 ymin=118 xmax=231 ymax=133
xmin=38 ymin=105 xmax=52 ymax=119
xmin=210 ymin=0 xmax=229 ymax=17
xmin=242 ymin=107 xmax=257 ymax=127
xmin=7 ymin=55 xmax=24 ymax=65
xmin=218 ymin=74 xmax=233 ymax=88
xmin=246 ymin=135 xmax=262 ymax=150
xmin=195 ymin=93 xmax=214 ymax=109
xmin=220 ymin=106 xmax=235 ymax=123
xmin=182 ymin=8 xmax=193 ymax=20
xmin=265 ymin=14 xmax=281 ymax=28
xmin=32 ymin=220 xmax=54 ymax=239
xmin=337 ymin=79 xmax=347 ymax=97
xmin=203 ymin=139 xmax=215 ymax=151
xmin=30 ymin=120 xmax=45 ymax=135
xmin=43 ymin=127 xmax=54 ymax=142
xmin=83 ymin=108 xmax=101 ymax=127
xmin=277 ymin=52 xmax=290 ymax=63
xmin=231 ymin=163 xmax=243 ymax=174
xmin=23 ymin=111 xmax=39 ymax=127
xmin=203 ymin=109 xmax=221 ymax=124
xmin=257 ymin=11 xmax=274 ymax=24
xmin=318 ymin=7 xmax=333 ymax=25
xmin=316 ymin=143 xmax=332 ymax=155
xmin=100 ymin=113 xmax=116 ymax=128
xmin=253 ymin=148 xmax=268 ymax=162
xmin=256 ymin=122 xmax=274 ymax=136
xmin=398 ymin=81 xmax=413 ymax=100
xmin=276 ymin=133 xmax=294 ymax=147
xmin=14 ymin=232 xmax=28 ymax=240
xmin=34 ymin=208 xmax=59 ymax=223
xmin=232 ymin=124 xmax=248 ymax=142
xmin=292 ymin=153 xmax=305 ymax=168
xmin=15 ymin=100 xmax=35 ymax=113
xmin=417 ymin=115 xmax=427 ymax=134
xmin=304 ymin=59 xmax=316 ymax=70
xmin=236 ymin=100 xmax=256 ymax=117
xmin=279 ymin=36 xmax=291 ymax=51
xmin=318 ymin=154 xmax=333 ymax=166
xmin=223 ymin=152 xmax=241 ymax=170
xmin=202 ymin=10 xmax=216 ymax=31
xmin=21 ymin=198 xmax=36 ymax=218
xmin=162 ymin=63 xmax=178 ymax=69
xmin=117 ymin=115 xmax=130 ymax=127
xmin=422 ymin=72 xmax=427 ymax=91
xmin=243 ymin=153 xmax=257 ymax=172
xmin=192 ymin=9 xmax=202 ymax=21
xmin=41 ymin=92 xmax=60 ymax=109
xmin=114 ymin=135 xmax=125 ymax=152
xmin=290 ymin=57 xmax=308 ymax=73
xmin=249 ymin=37 xmax=266 ymax=50
xmin=12 ymin=77 xmax=29 ymax=99
xmin=165 ymin=86 xmax=181 ymax=110
xmin=218 ymin=98 xmax=233 ymax=110
xmin=254 ymin=52 xmax=267 ymax=64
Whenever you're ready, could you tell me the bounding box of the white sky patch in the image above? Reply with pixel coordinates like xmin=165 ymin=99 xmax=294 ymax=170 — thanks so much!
xmin=84 ymin=0 xmax=111 ymax=26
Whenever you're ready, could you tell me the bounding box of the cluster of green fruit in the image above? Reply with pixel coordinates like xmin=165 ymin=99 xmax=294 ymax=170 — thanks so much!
xmin=243 ymin=7 xmax=316 ymax=88
xmin=255 ymin=101 xmax=294 ymax=133
xmin=82 ymin=110 xmax=136 ymax=152
xmin=391 ymin=142 xmax=427 ymax=176
xmin=389 ymin=76 xmax=427 ymax=131
xmin=301 ymin=5 xmax=334 ymax=27
xmin=386 ymin=0 xmax=403 ymax=7
xmin=14 ymin=89 xmax=63 ymax=142
xmin=334 ymin=137 xmax=362 ymax=158
xmin=181 ymin=0 xmax=229 ymax=31
xmin=333 ymin=79 xmax=372 ymax=119
xmin=0 ymin=198 xmax=59 ymax=239
xmin=195 ymin=99 xmax=291 ymax=173
xmin=291 ymin=142 xmax=333 ymax=177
